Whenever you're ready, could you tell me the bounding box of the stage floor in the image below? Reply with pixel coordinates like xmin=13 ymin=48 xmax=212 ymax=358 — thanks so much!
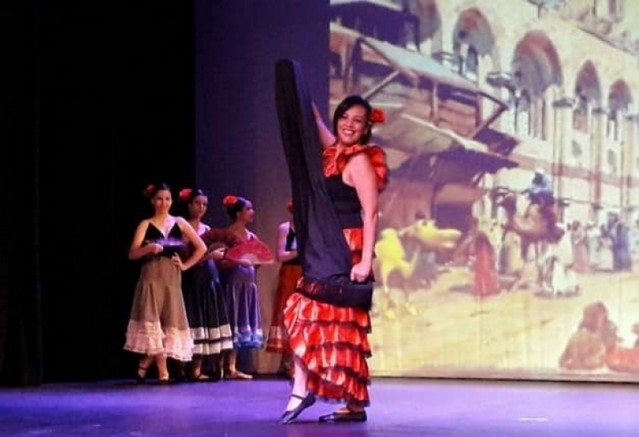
xmin=0 ymin=377 xmax=636 ymax=436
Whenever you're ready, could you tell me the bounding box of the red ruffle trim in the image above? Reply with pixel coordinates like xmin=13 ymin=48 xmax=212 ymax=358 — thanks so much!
xmin=323 ymin=144 xmax=388 ymax=191
xmin=284 ymin=292 xmax=371 ymax=331
xmin=270 ymin=264 xmax=303 ymax=323
xmin=283 ymin=293 xmax=372 ymax=406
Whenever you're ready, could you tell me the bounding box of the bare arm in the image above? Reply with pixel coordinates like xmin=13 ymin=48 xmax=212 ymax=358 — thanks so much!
xmin=128 ymin=220 xmax=161 ymax=260
xmin=276 ymin=221 xmax=297 ymax=263
xmin=313 ymin=102 xmax=336 ymax=148
xmin=176 ymin=217 xmax=207 ymax=270
xmin=344 ymin=153 xmax=379 ymax=281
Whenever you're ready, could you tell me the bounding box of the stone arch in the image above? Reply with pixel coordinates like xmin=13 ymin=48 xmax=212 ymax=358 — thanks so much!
xmin=608 ymin=79 xmax=632 ymax=112
xmin=573 ymin=60 xmax=603 ymax=132
xmin=574 ymin=61 xmax=602 ymax=106
xmin=452 ymin=7 xmax=500 ymax=72
xmin=509 ymin=31 xmax=563 ymax=139
xmin=605 ymin=79 xmax=632 ymax=172
xmin=406 ymin=0 xmax=442 ymax=52
xmin=511 ymin=30 xmax=563 ymax=98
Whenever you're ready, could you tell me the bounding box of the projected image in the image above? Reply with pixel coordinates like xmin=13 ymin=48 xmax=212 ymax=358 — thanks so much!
xmin=329 ymin=0 xmax=639 ymax=381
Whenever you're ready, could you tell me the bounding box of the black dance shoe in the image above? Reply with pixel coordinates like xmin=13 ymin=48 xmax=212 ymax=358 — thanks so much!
xmin=279 ymin=393 xmax=316 ymax=424
xmin=318 ymin=409 xmax=367 ymax=423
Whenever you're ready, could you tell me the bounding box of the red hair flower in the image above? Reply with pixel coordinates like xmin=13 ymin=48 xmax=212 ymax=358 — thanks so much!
xmin=223 ymin=195 xmax=238 ymax=207
xmin=143 ymin=183 xmax=155 ymax=197
xmin=369 ymin=108 xmax=385 ymax=124
xmin=179 ymin=188 xmax=193 ymax=202
xmin=286 ymin=200 xmax=293 ymax=214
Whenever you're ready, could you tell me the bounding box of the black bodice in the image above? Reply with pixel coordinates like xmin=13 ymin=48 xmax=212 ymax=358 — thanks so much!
xmin=324 ymin=175 xmax=362 ymax=229
xmin=285 ymin=226 xmax=297 ymax=251
xmin=144 ymin=222 xmax=189 ymax=258
xmin=283 ymin=226 xmax=300 ymax=266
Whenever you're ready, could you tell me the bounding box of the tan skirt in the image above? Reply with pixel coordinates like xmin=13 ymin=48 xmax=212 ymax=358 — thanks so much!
xmin=123 ymin=257 xmax=193 ymax=361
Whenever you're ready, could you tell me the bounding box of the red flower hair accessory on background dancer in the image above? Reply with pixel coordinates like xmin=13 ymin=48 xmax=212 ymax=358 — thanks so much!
xmin=223 ymin=195 xmax=238 ymax=206
xmin=287 ymin=200 xmax=293 ymax=214
xmin=179 ymin=188 xmax=193 ymax=202
xmin=143 ymin=183 xmax=155 ymax=197
xmin=369 ymin=108 xmax=385 ymax=124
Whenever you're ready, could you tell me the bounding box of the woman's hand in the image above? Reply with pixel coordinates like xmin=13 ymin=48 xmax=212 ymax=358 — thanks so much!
xmin=207 ymin=247 xmax=227 ymax=261
xmin=172 ymin=253 xmax=186 ymax=271
xmin=350 ymin=261 xmax=371 ymax=283
xmin=219 ymin=256 xmax=253 ymax=269
xmin=237 ymin=258 xmax=253 ymax=268
xmin=148 ymin=243 xmax=163 ymax=255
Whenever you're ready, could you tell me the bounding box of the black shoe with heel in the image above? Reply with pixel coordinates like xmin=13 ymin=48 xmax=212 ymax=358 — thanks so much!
xmin=318 ymin=409 xmax=367 ymax=423
xmin=279 ymin=393 xmax=316 ymax=424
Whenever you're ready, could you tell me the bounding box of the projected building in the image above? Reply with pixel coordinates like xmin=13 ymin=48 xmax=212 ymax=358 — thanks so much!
xmin=329 ymin=0 xmax=639 ymax=232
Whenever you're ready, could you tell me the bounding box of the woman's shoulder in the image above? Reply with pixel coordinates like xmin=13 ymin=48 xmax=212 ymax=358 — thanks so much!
xmin=339 ymin=144 xmax=389 ymax=190
xmin=134 ymin=219 xmax=152 ymax=236
xmin=173 ymin=215 xmax=188 ymax=225
xmin=278 ymin=220 xmax=290 ymax=232
xmin=346 ymin=143 xmax=385 ymax=157
xmin=171 ymin=216 xmax=191 ymax=232
xmin=277 ymin=220 xmax=293 ymax=237
xmin=323 ymin=143 xmax=384 ymax=160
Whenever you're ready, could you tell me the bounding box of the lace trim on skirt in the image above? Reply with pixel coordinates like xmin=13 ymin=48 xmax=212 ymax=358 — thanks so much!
xmin=124 ymin=320 xmax=194 ymax=362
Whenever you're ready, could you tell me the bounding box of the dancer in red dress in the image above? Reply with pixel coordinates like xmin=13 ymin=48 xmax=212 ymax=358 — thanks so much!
xmin=265 ymin=202 xmax=302 ymax=377
xmin=276 ymin=59 xmax=388 ymax=424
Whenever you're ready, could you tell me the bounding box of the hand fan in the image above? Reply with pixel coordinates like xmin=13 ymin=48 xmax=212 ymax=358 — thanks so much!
xmin=225 ymin=239 xmax=275 ymax=265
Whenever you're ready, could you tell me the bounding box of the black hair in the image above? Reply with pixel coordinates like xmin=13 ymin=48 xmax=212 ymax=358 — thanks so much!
xmin=143 ymin=182 xmax=171 ymax=199
xmin=223 ymin=195 xmax=250 ymax=221
xmin=332 ymin=95 xmax=373 ymax=145
xmin=180 ymin=188 xmax=206 ymax=203
xmin=176 ymin=187 xmax=207 ymax=219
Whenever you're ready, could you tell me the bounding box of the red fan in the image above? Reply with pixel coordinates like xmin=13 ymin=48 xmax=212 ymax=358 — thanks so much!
xmin=225 ymin=239 xmax=275 ymax=265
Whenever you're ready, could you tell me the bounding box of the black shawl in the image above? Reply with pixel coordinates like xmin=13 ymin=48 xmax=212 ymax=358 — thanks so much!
xmin=274 ymin=58 xmax=372 ymax=310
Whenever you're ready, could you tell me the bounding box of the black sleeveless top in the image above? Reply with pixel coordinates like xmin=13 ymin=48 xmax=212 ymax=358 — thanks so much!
xmin=324 ymin=175 xmax=362 ymax=229
xmin=143 ymin=222 xmax=189 ymax=259
xmin=283 ymin=225 xmax=301 ymax=266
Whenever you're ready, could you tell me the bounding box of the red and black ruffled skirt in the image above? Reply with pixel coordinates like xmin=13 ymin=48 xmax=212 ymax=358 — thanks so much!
xmin=282 ymin=228 xmax=371 ymax=406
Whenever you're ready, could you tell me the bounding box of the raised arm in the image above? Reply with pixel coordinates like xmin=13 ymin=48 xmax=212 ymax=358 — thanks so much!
xmin=312 ymin=102 xmax=336 ymax=148
xmin=344 ymin=153 xmax=379 ymax=282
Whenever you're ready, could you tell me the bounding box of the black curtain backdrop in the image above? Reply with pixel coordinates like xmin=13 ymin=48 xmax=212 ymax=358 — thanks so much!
xmin=3 ymin=0 xmax=327 ymax=385
xmin=194 ymin=0 xmax=328 ymax=229
xmin=4 ymin=0 xmax=41 ymax=386
xmin=194 ymin=0 xmax=327 ymax=373
xmin=3 ymin=0 xmax=195 ymax=385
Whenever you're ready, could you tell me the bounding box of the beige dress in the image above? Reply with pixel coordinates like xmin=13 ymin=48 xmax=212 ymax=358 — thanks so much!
xmin=123 ymin=222 xmax=194 ymax=361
